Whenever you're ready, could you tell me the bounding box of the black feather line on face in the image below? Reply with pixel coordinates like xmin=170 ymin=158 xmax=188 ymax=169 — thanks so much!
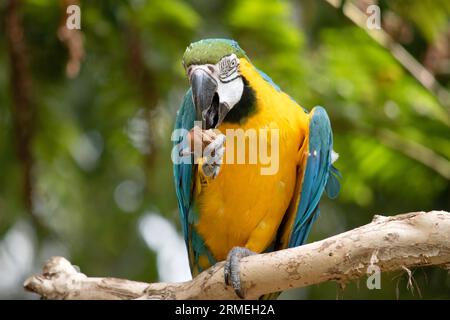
xmin=223 ymin=77 xmax=256 ymax=125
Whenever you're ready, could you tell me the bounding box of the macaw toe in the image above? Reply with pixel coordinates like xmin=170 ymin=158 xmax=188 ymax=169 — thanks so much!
xmin=224 ymin=246 xmax=256 ymax=299
xmin=202 ymin=133 xmax=225 ymax=178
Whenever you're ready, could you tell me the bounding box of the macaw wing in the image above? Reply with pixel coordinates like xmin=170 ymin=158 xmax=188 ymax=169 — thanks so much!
xmin=287 ymin=106 xmax=341 ymax=248
xmin=173 ymin=89 xmax=220 ymax=274
xmin=173 ymin=89 xmax=196 ymax=248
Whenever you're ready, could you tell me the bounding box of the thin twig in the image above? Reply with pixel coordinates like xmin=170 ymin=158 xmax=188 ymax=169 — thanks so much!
xmin=325 ymin=0 xmax=450 ymax=113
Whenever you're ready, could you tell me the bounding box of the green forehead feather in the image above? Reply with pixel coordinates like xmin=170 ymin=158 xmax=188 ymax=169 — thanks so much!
xmin=183 ymin=38 xmax=247 ymax=67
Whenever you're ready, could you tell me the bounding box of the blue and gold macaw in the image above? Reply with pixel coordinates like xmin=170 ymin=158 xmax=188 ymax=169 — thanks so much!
xmin=173 ymin=39 xmax=340 ymax=299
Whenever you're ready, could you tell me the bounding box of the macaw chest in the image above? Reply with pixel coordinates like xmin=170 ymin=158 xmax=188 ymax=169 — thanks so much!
xmin=193 ymin=123 xmax=302 ymax=261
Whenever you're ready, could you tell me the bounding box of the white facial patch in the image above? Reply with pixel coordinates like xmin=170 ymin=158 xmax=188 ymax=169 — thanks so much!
xmin=216 ymin=76 xmax=243 ymax=110
xmin=216 ymin=53 xmax=243 ymax=110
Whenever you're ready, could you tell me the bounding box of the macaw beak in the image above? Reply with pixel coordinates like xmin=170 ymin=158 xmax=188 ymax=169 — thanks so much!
xmin=190 ymin=69 xmax=219 ymax=129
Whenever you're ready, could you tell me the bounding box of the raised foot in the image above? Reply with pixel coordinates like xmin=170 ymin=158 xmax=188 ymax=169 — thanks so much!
xmin=202 ymin=133 xmax=225 ymax=178
xmin=186 ymin=127 xmax=225 ymax=179
xmin=224 ymin=247 xmax=256 ymax=299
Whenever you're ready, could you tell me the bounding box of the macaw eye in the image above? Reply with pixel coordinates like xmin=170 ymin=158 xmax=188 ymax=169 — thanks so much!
xmin=219 ymin=54 xmax=239 ymax=82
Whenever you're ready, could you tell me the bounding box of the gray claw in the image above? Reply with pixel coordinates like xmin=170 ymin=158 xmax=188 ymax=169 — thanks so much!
xmin=223 ymin=247 xmax=256 ymax=299
xmin=202 ymin=134 xmax=225 ymax=178
xmin=224 ymin=262 xmax=230 ymax=286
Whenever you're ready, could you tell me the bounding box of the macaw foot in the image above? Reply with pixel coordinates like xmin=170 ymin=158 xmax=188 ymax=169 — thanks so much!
xmin=186 ymin=126 xmax=225 ymax=179
xmin=224 ymin=247 xmax=256 ymax=299
xmin=201 ymin=132 xmax=225 ymax=179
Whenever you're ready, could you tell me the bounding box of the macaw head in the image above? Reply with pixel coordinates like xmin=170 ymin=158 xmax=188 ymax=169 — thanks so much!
xmin=183 ymin=39 xmax=248 ymax=129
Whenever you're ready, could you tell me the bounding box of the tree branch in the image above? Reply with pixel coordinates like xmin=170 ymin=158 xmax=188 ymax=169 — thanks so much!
xmin=24 ymin=210 xmax=450 ymax=299
xmin=58 ymin=0 xmax=84 ymax=78
xmin=325 ymin=0 xmax=450 ymax=114
xmin=376 ymin=129 xmax=450 ymax=180
xmin=6 ymin=0 xmax=35 ymax=216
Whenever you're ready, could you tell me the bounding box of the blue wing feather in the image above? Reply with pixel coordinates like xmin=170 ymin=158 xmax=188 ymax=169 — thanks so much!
xmin=173 ymin=89 xmax=217 ymax=273
xmin=288 ymin=106 xmax=341 ymax=248
xmin=326 ymin=165 xmax=341 ymax=199
xmin=173 ymin=89 xmax=196 ymax=247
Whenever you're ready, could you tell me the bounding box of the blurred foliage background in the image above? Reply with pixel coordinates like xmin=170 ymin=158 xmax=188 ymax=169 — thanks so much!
xmin=0 ymin=0 xmax=449 ymax=299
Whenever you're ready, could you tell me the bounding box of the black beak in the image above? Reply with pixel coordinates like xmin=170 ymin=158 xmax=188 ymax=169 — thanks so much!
xmin=190 ymin=69 xmax=219 ymax=129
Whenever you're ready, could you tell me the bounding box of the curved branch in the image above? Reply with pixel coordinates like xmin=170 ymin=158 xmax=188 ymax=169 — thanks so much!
xmin=325 ymin=0 xmax=450 ymax=114
xmin=376 ymin=129 xmax=450 ymax=180
xmin=24 ymin=211 xmax=450 ymax=300
xmin=58 ymin=0 xmax=84 ymax=78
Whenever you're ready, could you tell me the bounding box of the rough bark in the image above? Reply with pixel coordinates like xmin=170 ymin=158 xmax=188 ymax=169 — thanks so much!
xmin=24 ymin=210 xmax=450 ymax=300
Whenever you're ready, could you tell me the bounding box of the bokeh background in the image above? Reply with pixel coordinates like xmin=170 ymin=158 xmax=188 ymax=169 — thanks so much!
xmin=0 ymin=0 xmax=449 ymax=299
